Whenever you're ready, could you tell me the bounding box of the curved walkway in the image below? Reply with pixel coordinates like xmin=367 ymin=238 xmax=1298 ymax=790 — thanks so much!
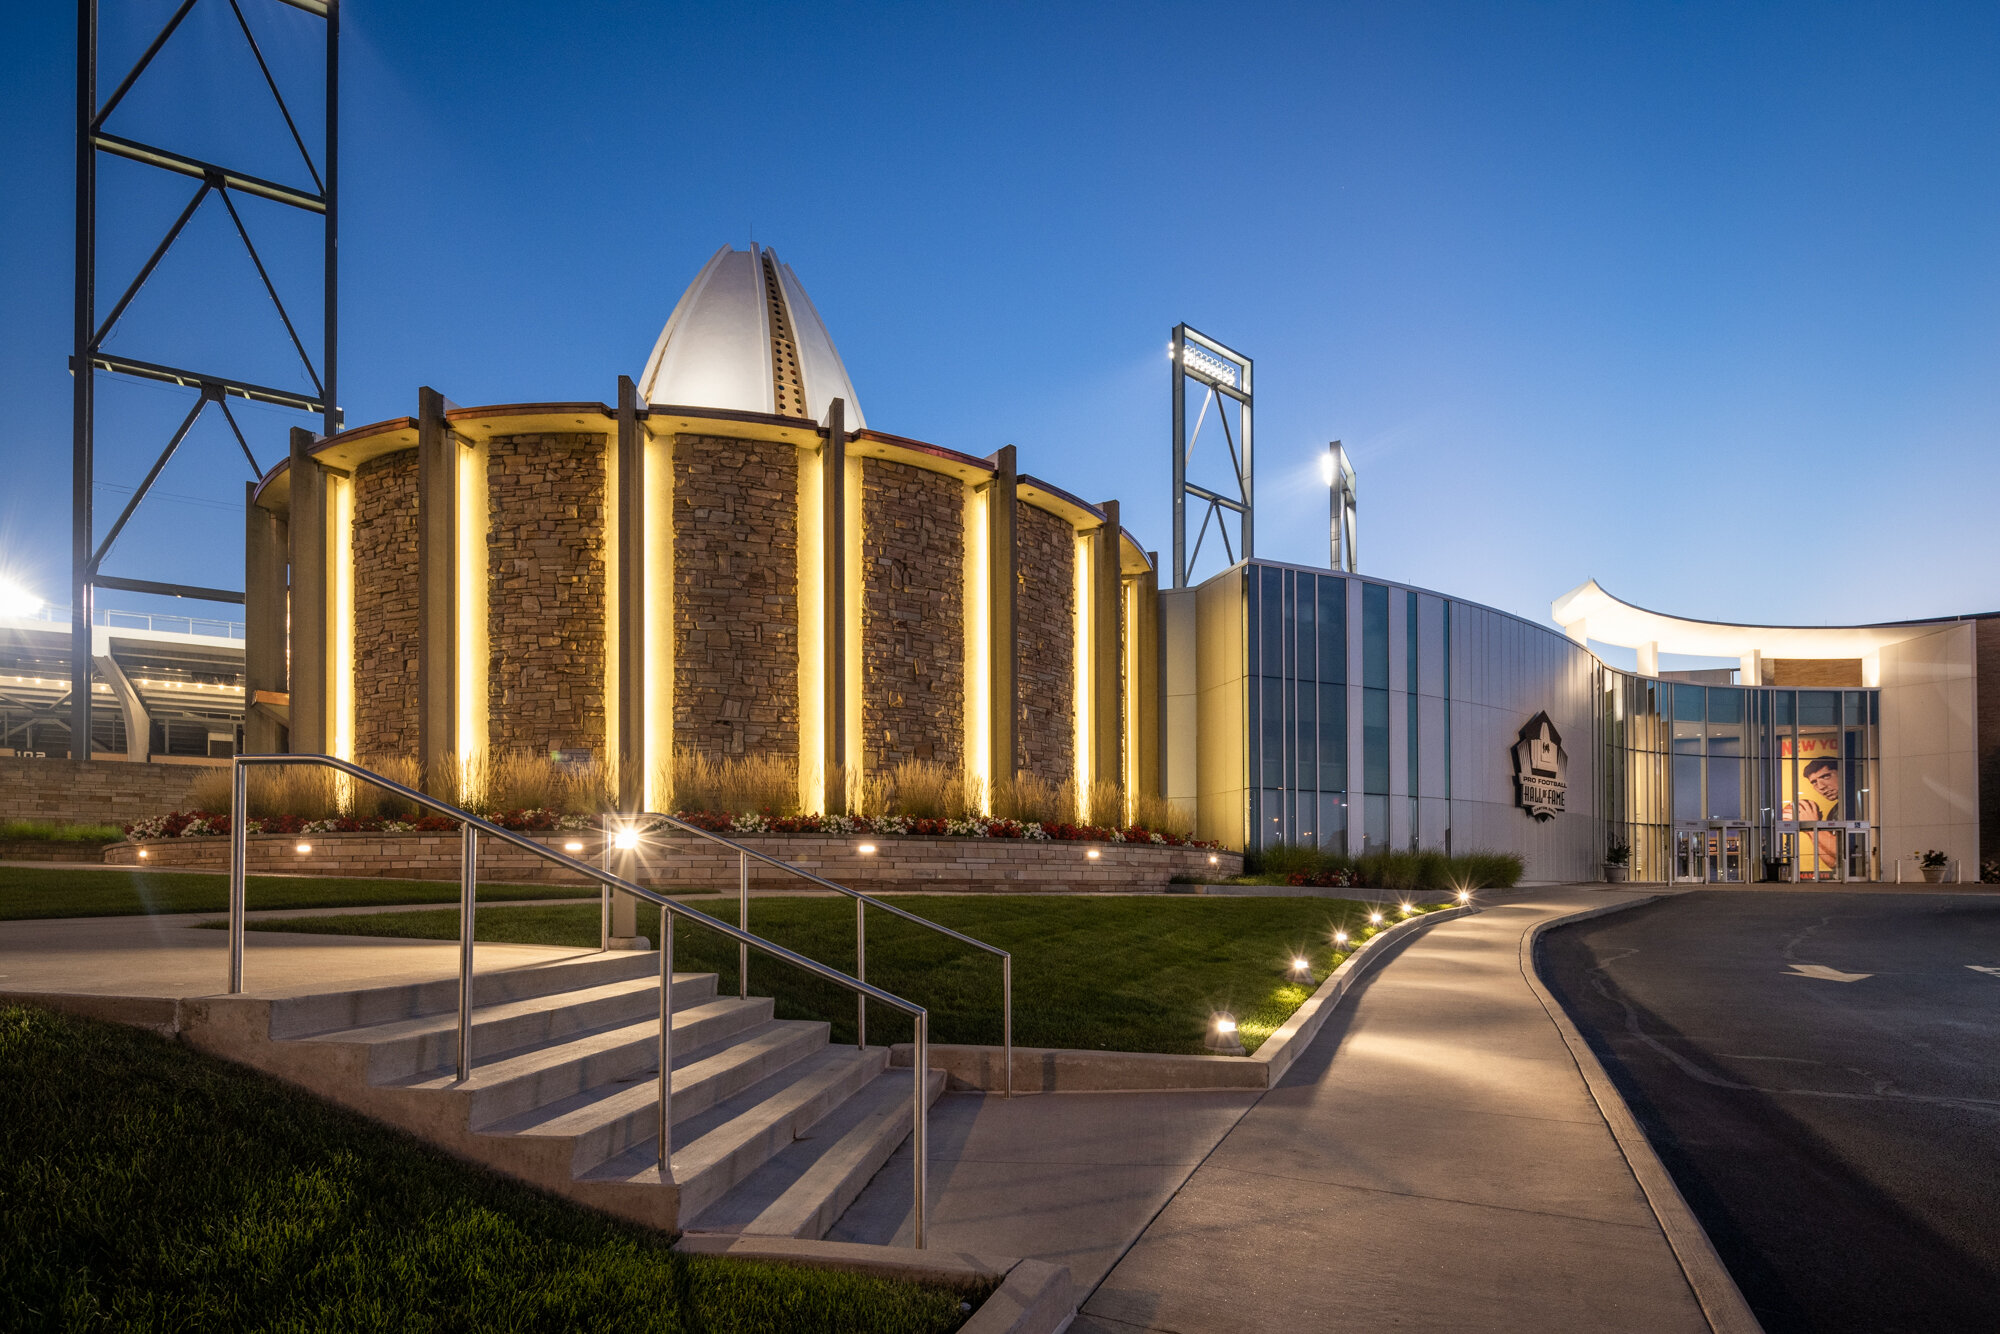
xmin=1074 ymin=887 xmax=1713 ymax=1333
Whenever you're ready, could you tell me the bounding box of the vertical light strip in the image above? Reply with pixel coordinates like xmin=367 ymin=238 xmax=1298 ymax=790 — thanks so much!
xmin=843 ymin=454 xmax=863 ymax=777
xmin=456 ymin=440 xmax=487 ymax=765
xmin=796 ymin=443 xmax=826 ymax=812
xmin=1124 ymin=574 xmax=1139 ymax=822
xmin=964 ymin=484 xmax=990 ymax=811
xmin=330 ymin=474 xmax=354 ymax=762
xmin=644 ymin=435 xmax=673 ymax=811
xmin=603 ymin=440 xmax=620 ymax=782
xmin=1073 ymin=529 xmax=1091 ymax=818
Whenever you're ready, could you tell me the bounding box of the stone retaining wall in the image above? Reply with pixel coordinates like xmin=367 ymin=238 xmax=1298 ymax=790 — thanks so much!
xmin=104 ymin=830 xmax=1240 ymax=893
xmin=0 ymin=756 xmax=212 ymax=827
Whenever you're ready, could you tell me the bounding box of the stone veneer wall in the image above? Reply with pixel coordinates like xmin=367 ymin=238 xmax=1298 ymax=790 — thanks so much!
xmin=860 ymin=458 xmax=966 ymax=772
xmin=485 ymin=434 xmax=608 ymax=757
xmin=1015 ymin=501 xmax=1076 ymax=785
xmin=1770 ymin=658 xmax=1864 ymax=687
xmin=350 ymin=451 xmax=420 ymax=758
xmin=672 ymin=434 xmax=799 ymax=758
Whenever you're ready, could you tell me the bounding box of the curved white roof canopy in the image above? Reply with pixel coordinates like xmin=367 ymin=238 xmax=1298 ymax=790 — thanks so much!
xmin=638 ymin=245 xmax=865 ymax=428
xmin=1551 ymin=579 xmax=1942 ymax=659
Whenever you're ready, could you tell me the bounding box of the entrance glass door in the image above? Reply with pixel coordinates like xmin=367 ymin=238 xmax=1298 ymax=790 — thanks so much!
xmin=1716 ymin=827 xmax=1747 ymax=883
xmin=1797 ymin=826 xmax=1842 ymax=881
xmin=1845 ymin=828 xmax=1871 ymax=882
xmin=1675 ymin=830 xmax=1703 ymax=882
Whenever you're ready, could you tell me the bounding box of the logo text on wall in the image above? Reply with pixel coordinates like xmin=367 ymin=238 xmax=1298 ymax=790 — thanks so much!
xmin=1513 ymin=712 xmax=1567 ymax=820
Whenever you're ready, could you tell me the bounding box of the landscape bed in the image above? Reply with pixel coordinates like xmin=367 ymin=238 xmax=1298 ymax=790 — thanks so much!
xmin=235 ymin=894 xmax=1442 ymax=1055
xmin=0 ymin=1002 xmax=978 ymax=1333
xmin=0 ymin=865 xmax=602 ymax=922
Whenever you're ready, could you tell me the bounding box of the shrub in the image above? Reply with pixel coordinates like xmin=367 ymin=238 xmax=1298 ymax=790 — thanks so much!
xmin=0 ymin=819 xmax=126 ymax=843
xmin=1129 ymin=790 xmax=1195 ymax=841
xmin=990 ymin=771 xmax=1068 ymax=827
xmin=1246 ymin=841 xmax=1346 ymax=878
xmin=660 ymin=752 xmax=800 ymax=819
xmin=881 ymin=759 xmax=969 ymax=820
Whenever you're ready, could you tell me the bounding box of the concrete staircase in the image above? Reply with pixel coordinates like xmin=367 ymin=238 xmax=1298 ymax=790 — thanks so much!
xmin=183 ymin=949 xmax=943 ymax=1237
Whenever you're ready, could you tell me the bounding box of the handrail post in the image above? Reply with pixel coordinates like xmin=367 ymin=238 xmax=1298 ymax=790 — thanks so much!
xmin=856 ymin=896 xmax=866 ymax=1051
xmin=658 ymin=903 xmax=674 ymax=1177
xmin=913 ymin=1009 xmax=928 ymax=1249
xmin=458 ymin=821 xmax=477 ymax=1082
xmin=738 ymin=848 xmax=749 ymax=999
xmin=599 ymin=814 xmax=611 ymax=951
xmin=1002 ymin=954 xmax=1013 ymax=1099
xmin=227 ymin=758 xmax=247 ymax=993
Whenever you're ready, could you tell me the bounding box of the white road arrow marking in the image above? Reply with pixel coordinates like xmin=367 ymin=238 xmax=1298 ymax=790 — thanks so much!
xmin=1784 ymin=964 xmax=1873 ymax=982
xmin=1969 ymin=966 xmax=2000 ymax=979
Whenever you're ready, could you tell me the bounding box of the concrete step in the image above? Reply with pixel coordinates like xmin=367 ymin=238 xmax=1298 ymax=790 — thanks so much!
xmin=304 ymin=971 xmax=725 ymax=1083
xmin=481 ymin=1017 xmax=834 ymax=1176
xmin=582 ymin=1044 xmax=890 ymax=1222
xmin=387 ymin=995 xmax=778 ymax=1129
xmin=686 ymin=1065 xmax=948 ymax=1240
xmin=268 ymin=948 xmax=663 ymax=1039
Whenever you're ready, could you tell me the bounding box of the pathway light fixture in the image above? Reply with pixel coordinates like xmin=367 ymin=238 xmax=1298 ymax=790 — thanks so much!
xmin=1205 ymin=1011 xmax=1245 ymax=1055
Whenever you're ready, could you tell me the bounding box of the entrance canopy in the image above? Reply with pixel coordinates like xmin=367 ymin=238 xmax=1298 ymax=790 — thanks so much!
xmin=1550 ymin=579 xmax=1954 ymax=680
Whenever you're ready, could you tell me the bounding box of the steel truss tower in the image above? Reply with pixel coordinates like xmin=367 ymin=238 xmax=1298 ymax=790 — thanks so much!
xmin=71 ymin=0 xmax=338 ymax=760
xmin=1170 ymin=324 xmax=1253 ymax=590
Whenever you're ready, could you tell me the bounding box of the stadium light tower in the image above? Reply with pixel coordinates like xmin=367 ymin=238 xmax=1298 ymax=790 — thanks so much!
xmin=1170 ymin=324 xmax=1253 ymax=589
xmin=1323 ymin=441 xmax=1356 ymax=573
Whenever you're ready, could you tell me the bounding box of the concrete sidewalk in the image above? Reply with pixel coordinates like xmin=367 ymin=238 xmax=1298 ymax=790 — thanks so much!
xmin=1073 ymin=887 xmax=1713 ymax=1333
xmin=0 ymin=911 xmax=592 ymax=999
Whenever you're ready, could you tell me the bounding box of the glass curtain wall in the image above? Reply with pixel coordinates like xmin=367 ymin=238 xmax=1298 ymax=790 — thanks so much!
xmin=1247 ymin=566 xmax=1348 ymax=851
xmin=1602 ymin=675 xmax=1879 ymax=881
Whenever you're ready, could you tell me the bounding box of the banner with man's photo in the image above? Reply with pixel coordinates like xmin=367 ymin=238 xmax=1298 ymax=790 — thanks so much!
xmin=1781 ymin=734 xmax=1842 ymax=878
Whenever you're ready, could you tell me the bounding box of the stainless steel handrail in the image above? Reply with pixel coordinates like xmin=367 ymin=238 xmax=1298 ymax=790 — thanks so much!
xmin=225 ymin=754 xmax=932 ymax=1247
xmin=625 ymin=810 xmax=1013 ymax=1098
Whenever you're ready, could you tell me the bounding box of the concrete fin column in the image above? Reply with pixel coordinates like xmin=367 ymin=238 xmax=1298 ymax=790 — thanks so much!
xmin=416 ymin=388 xmax=458 ymax=775
xmin=822 ymin=398 xmax=849 ymax=810
xmin=1092 ymin=500 xmax=1125 ymax=796
xmin=987 ymin=446 xmax=1019 ymax=782
xmin=1132 ymin=554 xmax=1160 ymax=798
xmin=1637 ymin=641 xmax=1659 ymax=678
xmin=287 ymin=427 xmax=332 ymax=754
xmin=615 ymin=376 xmax=646 ymax=811
xmin=244 ymin=480 xmax=290 ymax=755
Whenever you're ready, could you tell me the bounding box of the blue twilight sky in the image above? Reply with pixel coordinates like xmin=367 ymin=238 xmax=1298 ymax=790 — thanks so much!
xmin=3 ymin=1 xmax=1997 ymax=670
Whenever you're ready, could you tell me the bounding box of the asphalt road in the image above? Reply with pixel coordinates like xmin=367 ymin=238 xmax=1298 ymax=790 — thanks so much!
xmin=1539 ymin=890 xmax=2000 ymax=1334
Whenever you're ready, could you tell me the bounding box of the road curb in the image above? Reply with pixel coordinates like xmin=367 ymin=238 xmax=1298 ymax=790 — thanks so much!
xmin=1520 ymin=894 xmax=1765 ymax=1334
xmin=670 ymin=1235 xmax=1073 ymax=1333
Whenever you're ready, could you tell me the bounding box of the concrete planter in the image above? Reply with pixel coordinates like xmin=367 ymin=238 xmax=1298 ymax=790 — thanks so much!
xmin=1603 ymin=863 xmax=1629 ymax=883
xmin=102 ymin=830 xmax=1241 ymax=893
xmin=1921 ymin=865 xmax=1947 ymax=884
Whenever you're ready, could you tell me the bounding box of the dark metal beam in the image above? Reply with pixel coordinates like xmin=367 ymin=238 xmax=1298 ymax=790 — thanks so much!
xmin=89 ymin=390 xmax=211 ymax=573
xmin=92 ymin=575 xmax=247 ymax=604
xmin=79 ymin=353 xmax=325 ymax=413
xmin=91 ymin=131 xmax=325 ymax=212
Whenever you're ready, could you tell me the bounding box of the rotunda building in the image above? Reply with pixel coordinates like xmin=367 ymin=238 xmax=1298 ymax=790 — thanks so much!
xmin=245 ymin=245 xmax=1160 ymax=815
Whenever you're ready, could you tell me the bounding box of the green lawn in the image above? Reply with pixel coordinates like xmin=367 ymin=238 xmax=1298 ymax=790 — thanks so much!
xmin=0 ymin=865 xmax=603 ymax=921
xmin=242 ymin=895 xmax=1426 ymax=1054
xmin=0 ymin=1003 xmax=974 ymax=1333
